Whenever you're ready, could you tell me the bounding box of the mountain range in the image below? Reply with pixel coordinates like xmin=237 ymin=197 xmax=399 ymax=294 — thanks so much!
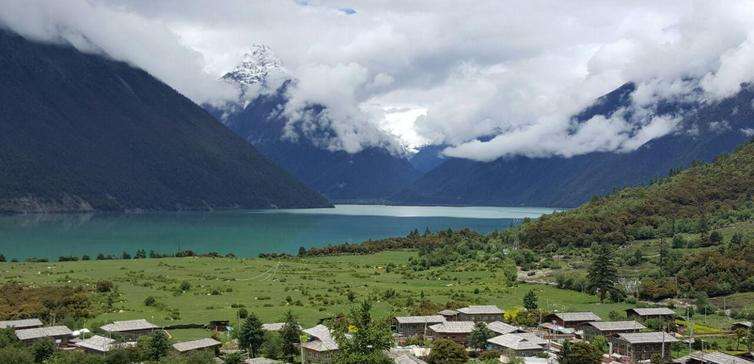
xmin=394 ymin=83 xmax=754 ymax=207
xmin=0 ymin=31 xmax=330 ymax=213
xmin=211 ymin=46 xmax=420 ymax=202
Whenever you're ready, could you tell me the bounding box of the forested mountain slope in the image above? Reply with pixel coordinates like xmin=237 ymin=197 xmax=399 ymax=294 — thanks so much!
xmin=0 ymin=31 xmax=330 ymax=213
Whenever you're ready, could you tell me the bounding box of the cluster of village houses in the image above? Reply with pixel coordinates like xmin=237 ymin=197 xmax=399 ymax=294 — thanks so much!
xmin=1 ymin=307 xmax=752 ymax=364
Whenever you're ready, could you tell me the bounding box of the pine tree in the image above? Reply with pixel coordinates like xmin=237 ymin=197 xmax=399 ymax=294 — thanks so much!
xmin=280 ymin=311 xmax=301 ymax=362
xmin=523 ymin=290 xmax=538 ymax=310
xmin=587 ymin=244 xmax=619 ymax=303
xmin=468 ymin=322 xmax=494 ymax=350
xmin=148 ymin=331 xmax=170 ymax=360
xmin=239 ymin=313 xmax=265 ymax=357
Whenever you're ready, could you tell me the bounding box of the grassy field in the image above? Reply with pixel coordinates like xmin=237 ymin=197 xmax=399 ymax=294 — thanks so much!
xmin=1 ymin=250 xmax=638 ymax=341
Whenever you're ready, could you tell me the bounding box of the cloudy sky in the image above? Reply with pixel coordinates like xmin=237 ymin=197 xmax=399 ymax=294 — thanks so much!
xmin=2 ymin=0 xmax=754 ymax=161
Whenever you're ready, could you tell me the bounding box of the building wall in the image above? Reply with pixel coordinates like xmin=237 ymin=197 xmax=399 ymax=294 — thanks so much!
xmin=395 ymin=322 xmax=432 ymax=337
xmin=615 ymin=341 xmax=672 ymax=363
xmin=432 ymin=332 xmax=469 ymax=347
xmin=303 ymin=348 xmax=336 ymax=364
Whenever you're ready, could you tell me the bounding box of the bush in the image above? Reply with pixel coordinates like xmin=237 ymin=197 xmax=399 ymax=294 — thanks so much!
xmin=179 ymin=281 xmax=191 ymax=291
xmin=95 ymin=280 xmax=114 ymax=293
xmin=238 ymin=308 xmax=248 ymax=319
xmin=144 ymin=296 xmax=156 ymax=306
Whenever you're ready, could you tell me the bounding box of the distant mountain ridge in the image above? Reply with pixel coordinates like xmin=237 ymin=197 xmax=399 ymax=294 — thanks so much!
xmin=212 ymin=45 xmax=420 ymax=202
xmin=393 ymin=82 xmax=754 ymax=207
xmin=0 ymin=31 xmax=330 ymax=213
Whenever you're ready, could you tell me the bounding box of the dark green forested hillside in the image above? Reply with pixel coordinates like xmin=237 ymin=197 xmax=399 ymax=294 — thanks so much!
xmin=0 ymin=31 xmax=330 ymax=213
xmin=518 ymin=139 xmax=754 ymax=248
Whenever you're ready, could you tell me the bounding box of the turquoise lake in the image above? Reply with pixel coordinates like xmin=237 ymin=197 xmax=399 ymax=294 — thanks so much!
xmin=0 ymin=205 xmax=556 ymax=259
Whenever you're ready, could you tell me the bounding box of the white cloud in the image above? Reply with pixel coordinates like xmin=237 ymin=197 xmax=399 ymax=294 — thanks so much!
xmin=3 ymin=0 xmax=754 ymax=159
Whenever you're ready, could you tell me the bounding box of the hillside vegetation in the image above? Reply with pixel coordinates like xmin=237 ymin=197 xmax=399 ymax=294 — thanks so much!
xmin=519 ymin=139 xmax=754 ymax=248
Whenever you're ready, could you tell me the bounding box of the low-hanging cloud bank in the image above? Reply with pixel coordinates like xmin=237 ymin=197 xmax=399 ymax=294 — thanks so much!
xmin=2 ymin=0 xmax=754 ymax=161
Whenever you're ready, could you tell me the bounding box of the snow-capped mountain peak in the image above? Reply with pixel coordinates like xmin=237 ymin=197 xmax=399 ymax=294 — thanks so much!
xmin=222 ymin=44 xmax=287 ymax=86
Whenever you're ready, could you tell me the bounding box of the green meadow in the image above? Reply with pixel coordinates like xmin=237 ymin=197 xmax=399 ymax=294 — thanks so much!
xmin=1 ymin=250 xmax=635 ymax=341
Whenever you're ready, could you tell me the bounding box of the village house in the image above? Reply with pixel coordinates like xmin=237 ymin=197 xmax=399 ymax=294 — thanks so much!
xmin=301 ymin=324 xmax=339 ymax=364
xmin=731 ymin=321 xmax=752 ymax=331
xmin=172 ymin=338 xmax=222 ymax=355
xmin=437 ymin=309 xmax=459 ymax=321
xmin=74 ymin=335 xmax=135 ymax=354
xmin=100 ymin=319 xmax=158 ymax=339
xmin=0 ymin=318 xmax=43 ymax=330
xmin=246 ymin=358 xmax=286 ymax=364
xmin=456 ymin=305 xmax=503 ymax=323
xmin=582 ymin=321 xmax=646 ymax=341
xmin=15 ymin=325 xmax=72 ymax=346
xmin=428 ymin=321 xmax=475 ymax=346
xmin=625 ymin=307 xmax=676 ymax=323
xmin=486 ymin=321 xmax=522 ymax=336
xmin=393 ymin=315 xmax=446 ymax=337
xmin=543 ymin=312 xmax=601 ymax=329
xmin=614 ymin=331 xmax=678 ymax=363
xmin=673 ymin=351 xmax=754 ymax=364
xmin=261 ymin=323 xmax=286 ymax=331
xmin=486 ymin=333 xmax=547 ymax=357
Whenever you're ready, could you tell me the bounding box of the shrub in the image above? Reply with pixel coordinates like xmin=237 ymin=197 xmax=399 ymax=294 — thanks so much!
xmin=95 ymin=280 xmax=114 ymax=293
xmin=144 ymin=296 xmax=156 ymax=306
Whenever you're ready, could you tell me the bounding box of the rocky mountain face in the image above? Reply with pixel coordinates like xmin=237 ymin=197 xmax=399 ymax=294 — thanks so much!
xmin=0 ymin=31 xmax=330 ymax=213
xmin=393 ymin=83 xmax=754 ymax=207
xmin=212 ymin=45 xmax=420 ymax=202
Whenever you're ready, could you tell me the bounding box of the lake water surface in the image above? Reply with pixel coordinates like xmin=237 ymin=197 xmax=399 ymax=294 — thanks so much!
xmin=0 ymin=205 xmax=556 ymax=259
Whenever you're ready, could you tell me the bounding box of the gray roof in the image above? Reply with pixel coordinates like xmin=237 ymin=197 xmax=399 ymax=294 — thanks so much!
xmin=101 ymin=319 xmax=158 ymax=333
xmin=585 ymin=321 xmax=646 ymax=332
xmin=618 ymin=332 xmax=679 ymax=344
xmin=395 ymin=316 xmax=446 ymax=324
xmin=261 ymin=323 xmax=285 ymax=331
xmin=429 ymin=321 xmax=476 ymax=334
xmin=551 ymin=312 xmax=601 ymax=322
xmin=675 ymin=351 xmax=753 ymax=364
xmin=302 ymin=325 xmax=338 ymax=352
xmin=486 ymin=321 xmax=520 ymax=335
xmin=733 ymin=321 xmax=752 ymax=328
xmin=627 ymin=307 xmax=676 ymax=316
xmin=15 ymin=325 xmax=72 ymax=340
xmin=245 ymin=358 xmax=285 ymax=364
xmin=437 ymin=309 xmax=458 ymax=316
xmin=173 ymin=338 xmax=222 ymax=352
xmin=457 ymin=305 xmax=503 ymax=315
xmin=487 ymin=333 xmax=545 ymax=351
xmin=390 ymin=353 xmax=428 ymax=364
xmin=0 ymin=318 xmax=43 ymax=329
xmin=75 ymin=335 xmax=116 ymax=352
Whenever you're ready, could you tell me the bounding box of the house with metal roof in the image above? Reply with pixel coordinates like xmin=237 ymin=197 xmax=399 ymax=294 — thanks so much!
xmin=582 ymin=321 xmax=646 ymax=341
xmin=0 ymin=318 xmax=43 ymax=330
xmin=437 ymin=309 xmax=459 ymax=321
xmin=172 ymin=338 xmax=222 ymax=354
xmin=614 ymin=332 xmax=678 ymax=362
xmin=15 ymin=325 xmax=72 ymax=345
xmin=732 ymin=321 xmax=752 ymax=331
xmin=626 ymin=307 xmax=676 ymax=322
xmin=302 ymin=324 xmax=339 ymax=364
xmin=393 ymin=315 xmax=445 ymax=337
xmin=486 ymin=321 xmax=522 ymax=335
xmin=74 ymin=335 xmax=135 ymax=353
xmin=428 ymin=321 xmax=476 ymax=346
xmin=100 ymin=319 xmax=158 ymax=338
xmin=486 ymin=333 xmax=547 ymax=357
xmin=456 ymin=305 xmax=503 ymax=323
xmin=674 ymin=351 xmax=754 ymax=364
xmin=543 ymin=312 xmax=601 ymax=329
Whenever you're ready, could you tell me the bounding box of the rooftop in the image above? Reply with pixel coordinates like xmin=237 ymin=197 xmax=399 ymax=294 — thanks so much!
xmin=261 ymin=323 xmax=285 ymax=331
xmin=733 ymin=321 xmax=752 ymax=328
xmin=618 ymin=332 xmax=679 ymax=344
xmin=173 ymin=338 xmax=222 ymax=352
xmin=486 ymin=321 xmax=520 ymax=335
xmin=429 ymin=321 xmax=476 ymax=334
xmin=302 ymin=325 xmax=338 ymax=352
xmin=550 ymin=312 xmax=601 ymax=322
xmin=437 ymin=309 xmax=458 ymax=316
xmin=0 ymin=318 xmax=43 ymax=329
xmin=675 ymin=351 xmax=753 ymax=364
xmin=586 ymin=321 xmax=646 ymax=331
xmin=457 ymin=305 xmax=503 ymax=315
xmin=101 ymin=319 xmax=158 ymax=333
xmin=627 ymin=307 xmax=676 ymax=316
xmin=395 ymin=316 xmax=446 ymax=324
xmin=75 ymin=335 xmax=116 ymax=352
xmin=487 ymin=333 xmax=545 ymax=351
xmin=15 ymin=325 xmax=72 ymax=341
